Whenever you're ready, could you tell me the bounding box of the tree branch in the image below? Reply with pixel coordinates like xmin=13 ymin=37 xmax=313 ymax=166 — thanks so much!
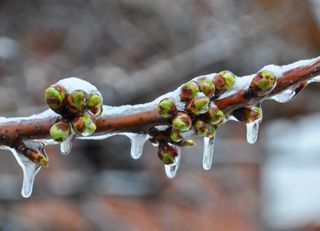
xmin=0 ymin=57 xmax=319 ymax=148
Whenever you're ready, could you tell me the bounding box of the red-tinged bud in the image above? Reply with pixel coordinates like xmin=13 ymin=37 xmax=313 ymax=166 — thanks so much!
xmin=194 ymin=119 xmax=216 ymax=137
xmin=232 ymin=106 xmax=263 ymax=123
xmin=87 ymin=91 xmax=103 ymax=116
xmin=49 ymin=121 xmax=71 ymax=142
xmin=170 ymin=128 xmax=183 ymax=143
xmin=197 ymin=77 xmax=215 ymax=98
xmin=250 ymin=70 xmax=276 ymax=96
xmin=181 ymin=139 xmax=196 ymax=148
xmin=67 ymin=90 xmax=88 ymax=114
xmin=180 ymin=81 xmax=199 ymax=101
xmin=158 ymin=143 xmax=179 ymax=165
xmin=16 ymin=142 xmax=48 ymax=168
xmin=186 ymin=97 xmax=210 ymax=115
xmin=45 ymin=85 xmax=67 ymax=113
xmin=172 ymin=112 xmax=192 ymax=132
xmin=213 ymin=70 xmax=235 ymax=92
xmin=158 ymin=98 xmax=177 ymax=119
xmin=72 ymin=112 xmax=96 ymax=136
xmin=204 ymin=107 xmax=224 ymax=125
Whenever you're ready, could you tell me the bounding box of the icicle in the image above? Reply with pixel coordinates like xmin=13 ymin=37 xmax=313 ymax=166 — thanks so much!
xmin=202 ymin=136 xmax=215 ymax=170
xmin=60 ymin=131 xmax=75 ymax=155
xmin=164 ymin=147 xmax=181 ymax=179
xmin=4 ymin=141 xmax=47 ymax=198
xmin=246 ymin=121 xmax=260 ymax=144
xmin=270 ymin=89 xmax=296 ymax=103
xmin=125 ymin=133 xmax=149 ymax=159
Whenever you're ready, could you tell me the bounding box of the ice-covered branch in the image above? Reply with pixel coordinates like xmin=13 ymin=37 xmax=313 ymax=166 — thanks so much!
xmin=0 ymin=57 xmax=319 ymax=197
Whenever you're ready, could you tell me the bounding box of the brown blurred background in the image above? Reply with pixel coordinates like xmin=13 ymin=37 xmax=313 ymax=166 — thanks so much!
xmin=0 ymin=0 xmax=319 ymax=230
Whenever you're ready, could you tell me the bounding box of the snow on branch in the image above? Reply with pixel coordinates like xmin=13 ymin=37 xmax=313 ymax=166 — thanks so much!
xmin=0 ymin=57 xmax=319 ymax=197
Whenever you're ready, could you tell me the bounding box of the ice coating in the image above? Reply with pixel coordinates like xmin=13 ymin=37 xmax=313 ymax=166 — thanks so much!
xmin=55 ymin=77 xmax=98 ymax=94
xmin=308 ymin=76 xmax=320 ymax=84
xmin=164 ymin=147 xmax=181 ymax=179
xmin=202 ymin=136 xmax=215 ymax=170
xmin=125 ymin=133 xmax=150 ymax=159
xmin=270 ymin=89 xmax=296 ymax=103
xmin=246 ymin=122 xmax=260 ymax=144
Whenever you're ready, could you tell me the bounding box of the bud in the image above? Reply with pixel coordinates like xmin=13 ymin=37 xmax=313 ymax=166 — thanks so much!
xmin=213 ymin=70 xmax=235 ymax=91
xmin=195 ymin=119 xmax=216 ymax=137
xmin=204 ymin=107 xmax=224 ymax=125
xmin=67 ymin=90 xmax=88 ymax=113
xmin=197 ymin=77 xmax=215 ymax=97
xmin=172 ymin=112 xmax=192 ymax=132
xmin=158 ymin=143 xmax=178 ymax=165
xmin=232 ymin=107 xmax=262 ymax=123
xmin=158 ymin=98 xmax=177 ymax=119
xmin=186 ymin=97 xmax=210 ymax=115
xmin=72 ymin=112 xmax=97 ymax=136
xmin=180 ymin=81 xmax=199 ymax=101
xmin=170 ymin=128 xmax=183 ymax=143
xmin=181 ymin=139 xmax=196 ymax=148
xmin=49 ymin=121 xmax=71 ymax=142
xmin=45 ymin=85 xmax=67 ymax=113
xmin=87 ymin=91 xmax=103 ymax=116
xmin=250 ymin=70 xmax=276 ymax=96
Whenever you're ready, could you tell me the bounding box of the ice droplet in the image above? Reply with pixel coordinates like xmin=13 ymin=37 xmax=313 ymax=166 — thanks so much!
xmin=270 ymin=89 xmax=296 ymax=103
xmin=202 ymin=136 xmax=215 ymax=170
xmin=246 ymin=122 xmax=260 ymax=144
xmin=125 ymin=133 xmax=149 ymax=159
xmin=2 ymin=141 xmax=47 ymax=198
xmin=164 ymin=147 xmax=181 ymax=179
xmin=60 ymin=133 xmax=75 ymax=155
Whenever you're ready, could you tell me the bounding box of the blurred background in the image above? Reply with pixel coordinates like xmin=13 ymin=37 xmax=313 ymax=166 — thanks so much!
xmin=0 ymin=0 xmax=319 ymax=230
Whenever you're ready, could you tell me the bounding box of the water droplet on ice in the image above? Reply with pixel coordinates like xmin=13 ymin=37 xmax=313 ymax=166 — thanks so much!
xmin=125 ymin=133 xmax=149 ymax=159
xmin=60 ymin=134 xmax=75 ymax=155
xmin=164 ymin=148 xmax=181 ymax=179
xmin=202 ymin=136 xmax=215 ymax=170
xmin=271 ymin=89 xmax=295 ymax=103
xmin=246 ymin=122 xmax=260 ymax=144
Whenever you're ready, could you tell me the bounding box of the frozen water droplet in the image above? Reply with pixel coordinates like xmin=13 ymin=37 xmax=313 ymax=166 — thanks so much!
xmin=125 ymin=133 xmax=149 ymax=159
xmin=202 ymin=136 xmax=215 ymax=170
xmin=308 ymin=76 xmax=320 ymax=84
xmin=164 ymin=147 xmax=181 ymax=179
xmin=60 ymin=133 xmax=75 ymax=155
xmin=246 ymin=122 xmax=260 ymax=144
xmin=271 ymin=89 xmax=295 ymax=103
xmin=7 ymin=141 xmax=47 ymax=198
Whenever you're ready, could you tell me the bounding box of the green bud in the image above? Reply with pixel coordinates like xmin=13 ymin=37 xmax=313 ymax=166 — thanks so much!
xmin=25 ymin=149 xmax=48 ymax=168
xmin=194 ymin=119 xmax=216 ymax=137
xmin=204 ymin=106 xmax=224 ymax=125
xmin=158 ymin=144 xmax=178 ymax=165
xmin=172 ymin=112 xmax=192 ymax=132
xmin=67 ymin=90 xmax=88 ymax=113
xmin=180 ymin=81 xmax=199 ymax=101
xmin=87 ymin=91 xmax=103 ymax=116
xmin=232 ymin=107 xmax=263 ymax=123
xmin=251 ymin=70 xmax=276 ymax=96
xmin=72 ymin=112 xmax=96 ymax=136
xmin=213 ymin=70 xmax=235 ymax=91
xmin=49 ymin=121 xmax=71 ymax=142
xmin=186 ymin=97 xmax=210 ymax=115
xmin=197 ymin=77 xmax=215 ymax=97
xmin=45 ymin=85 xmax=67 ymax=113
xmin=181 ymin=139 xmax=196 ymax=148
xmin=158 ymin=98 xmax=177 ymax=119
xmin=170 ymin=128 xmax=183 ymax=143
